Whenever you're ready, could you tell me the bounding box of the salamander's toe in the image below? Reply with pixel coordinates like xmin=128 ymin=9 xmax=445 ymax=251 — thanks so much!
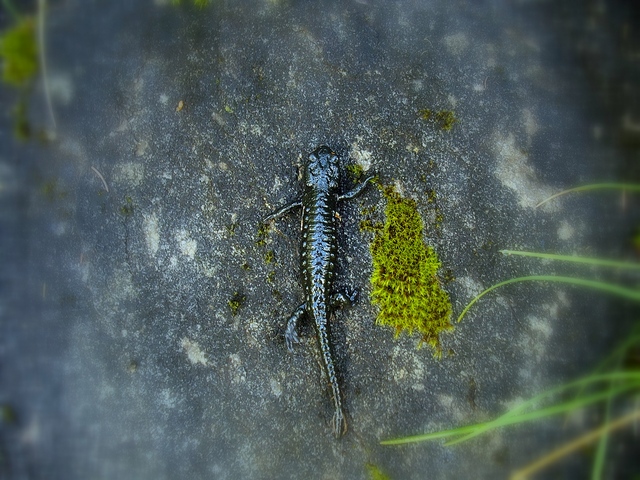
xmin=347 ymin=288 xmax=358 ymax=304
xmin=332 ymin=409 xmax=347 ymax=438
xmin=285 ymin=328 xmax=299 ymax=353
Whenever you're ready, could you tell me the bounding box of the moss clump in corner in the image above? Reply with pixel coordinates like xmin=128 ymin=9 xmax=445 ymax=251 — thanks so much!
xmin=418 ymin=109 xmax=458 ymax=131
xmin=0 ymin=16 xmax=37 ymax=88
xmin=435 ymin=110 xmax=457 ymax=131
xmin=366 ymin=463 xmax=391 ymax=480
xmin=418 ymin=108 xmax=433 ymax=121
xmin=0 ymin=14 xmax=38 ymax=139
xmin=255 ymin=222 xmax=269 ymax=247
xmin=171 ymin=0 xmax=211 ymax=7
xmin=264 ymin=249 xmax=275 ymax=264
xmin=119 ymin=196 xmax=134 ymax=217
xmin=370 ymin=186 xmax=453 ymax=356
xmin=228 ymin=291 xmax=245 ymax=316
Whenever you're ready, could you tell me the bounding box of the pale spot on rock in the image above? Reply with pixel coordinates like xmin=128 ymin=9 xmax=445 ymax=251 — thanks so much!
xmin=176 ymin=230 xmax=197 ymax=259
xmin=557 ymin=221 xmax=574 ymax=240
xmin=143 ymin=212 xmax=160 ymax=256
xmin=181 ymin=337 xmax=209 ymax=366
xmin=494 ymin=133 xmax=556 ymax=210
xmin=443 ymin=33 xmax=469 ymax=56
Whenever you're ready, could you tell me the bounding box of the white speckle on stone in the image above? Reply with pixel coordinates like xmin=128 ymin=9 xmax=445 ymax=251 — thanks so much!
xmin=19 ymin=416 xmax=41 ymax=445
xmin=52 ymin=221 xmax=67 ymax=236
xmin=229 ymin=354 xmax=246 ymax=384
xmin=528 ymin=315 xmax=552 ymax=339
xmin=443 ymin=33 xmax=469 ymax=56
xmin=181 ymin=337 xmax=209 ymax=366
xmin=48 ymin=72 xmax=74 ymax=106
xmin=438 ymin=394 xmax=454 ymax=408
xmin=115 ymin=119 xmax=129 ymax=133
xmin=270 ymin=378 xmax=282 ymax=397
xmin=159 ymin=388 xmax=177 ymax=408
xmin=212 ymin=112 xmax=226 ymax=127
xmin=406 ymin=143 xmax=420 ymax=154
xmin=159 ymin=93 xmax=169 ymax=105
xmin=523 ymin=108 xmax=539 ymax=145
xmin=519 ymin=314 xmax=554 ymax=361
xmin=113 ymin=162 xmax=144 ymax=187
xmin=557 ymin=220 xmax=574 ymax=240
xmin=143 ymin=212 xmax=160 ymax=256
xmin=458 ymin=276 xmax=483 ymax=298
xmin=350 ymin=142 xmax=373 ymax=171
xmin=135 ymin=140 xmax=149 ymax=157
xmin=556 ymin=290 xmax=570 ymax=307
xmin=592 ymin=124 xmax=604 ymax=140
xmin=493 ymin=133 xmax=556 ymax=210
xmin=199 ymin=262 xmax=217 ymax=278
xmin=394 ymin=368 xmax=407 ymax=381
xmin=134 ymin=77 xmax=144 ymax=93
xmin=176 ymin=230 xmax=197 ymax=259
xmin=501 ymin=396 xmax=527 ymax=412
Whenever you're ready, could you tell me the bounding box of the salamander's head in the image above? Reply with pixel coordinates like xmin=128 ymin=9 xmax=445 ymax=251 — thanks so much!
xmin=306 ymin=145 xmax=340 ymax=191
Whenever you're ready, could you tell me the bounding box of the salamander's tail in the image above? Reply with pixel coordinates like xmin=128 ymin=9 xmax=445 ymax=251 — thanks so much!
xmin=332 ymin=406 xmax=348 ymax=438
xmin=315 ymin=309 xmax=347 ymax=438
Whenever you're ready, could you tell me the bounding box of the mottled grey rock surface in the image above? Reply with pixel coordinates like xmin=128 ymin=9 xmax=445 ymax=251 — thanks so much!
xmin=1 ymin=0 xmax=638 ymax=479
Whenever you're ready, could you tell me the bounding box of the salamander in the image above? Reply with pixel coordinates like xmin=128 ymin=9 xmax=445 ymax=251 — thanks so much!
xmin=264 ymin=145 xmax=374 ymax=438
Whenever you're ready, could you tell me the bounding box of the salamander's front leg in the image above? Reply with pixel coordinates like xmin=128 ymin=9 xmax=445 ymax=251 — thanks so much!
xmin=330 ymin=289 xmax=358 ymax=309
xmin=285 ymin=303 xmax=306 ymax=352
xmin=336 ymin=175 xmax=376 ymax=202
xmin=264 ymin=200 xmax=302 ymax=223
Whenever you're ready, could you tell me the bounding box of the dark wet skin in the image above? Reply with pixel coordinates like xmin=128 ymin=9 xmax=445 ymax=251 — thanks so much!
xmin=264 ymin=146 xmax=374 ymax=438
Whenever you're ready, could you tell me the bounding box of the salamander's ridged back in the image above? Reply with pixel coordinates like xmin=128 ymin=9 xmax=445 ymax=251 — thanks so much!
xmin=301 ymin=191 xmax=338 ymax=307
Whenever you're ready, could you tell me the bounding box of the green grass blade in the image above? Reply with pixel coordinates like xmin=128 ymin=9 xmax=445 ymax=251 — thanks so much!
xmin=444 ymin=382 xmax=640 ymax=446
xmin=536 ymin=183 xmax=640 ymax=208
xmin=589 ymin=332 xmax=640 ymax=373
xmin=380 ymin=372 xmax=640 ymax=446
xmin=573 ymin=332 xmax=640 ymax=400
xmin=456 ymin=276 xmax=640 ymax=324
xmin=590 ymin=336 xmax=634 ymax=480
xmin=492 ymin=372 xmax=640 ymax=423
xmin=591 ymin=381 xmax=616 ymax=480
xmin=500 ymin=250 xmax=640 ymax=271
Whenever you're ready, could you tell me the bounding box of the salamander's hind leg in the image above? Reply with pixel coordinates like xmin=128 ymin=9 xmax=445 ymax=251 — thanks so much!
xmin=263 ymin=200 xmax=302 ymax=223
xmin=285 ymin=303 xmax=306 ymax=352
xmin=330 ymin=289 xmax=358 ymax=309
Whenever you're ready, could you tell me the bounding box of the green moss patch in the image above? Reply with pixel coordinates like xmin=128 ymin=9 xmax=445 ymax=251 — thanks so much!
xmin=346 ymin=163 xmax=365 ymax=181
xmin=366 ymin=463 xmax=391 ymax=480
xmin=228 ymin=291 xmax=245 ymax=316
xmin=0 ymin=16 xmax=37 ymax=88
xmin=418 ymin=109 xmax=458 ymax=131
xmin=370 ymin=186 xmax=453 ymax=356
xmin=172 ymin=0 xmax=211 ymax=7
xmin=435 ymin=110 xmax=457 ymax=131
